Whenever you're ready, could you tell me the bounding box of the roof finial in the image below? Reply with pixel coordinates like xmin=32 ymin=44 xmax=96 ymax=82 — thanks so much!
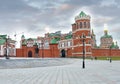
xmin=104 ymin=24 xmax=108 ymax=35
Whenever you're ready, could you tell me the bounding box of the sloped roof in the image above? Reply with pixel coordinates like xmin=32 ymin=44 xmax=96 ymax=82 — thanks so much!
xmin=65 ymin=34 xmax=72 ymax=39
xmin=0 ymin=35 xmax=7 ymax=39
xmin=0 ymin=39 xmax=6 ymax=45
xmin=101 ymin=34 xmax=112 ymax=38
xmin=79 ymin=11 xmax=86 ymax=17
xmin=0 ymin=35 xmax=7 ymax=45
xmin=50 ymin=37 xmax=60 ymax=44
xmin=21 ymin=35 xmax=25 ymax=38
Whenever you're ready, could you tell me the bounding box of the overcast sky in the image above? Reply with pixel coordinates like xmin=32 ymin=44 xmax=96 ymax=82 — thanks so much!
xmin=0 ymin=0 xmax=120 ymax=47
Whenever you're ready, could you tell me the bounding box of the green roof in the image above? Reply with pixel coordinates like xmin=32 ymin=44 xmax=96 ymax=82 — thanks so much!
xmin=101 ymin=34 xmax=112 ymax=38
xmin=0 ymin=35 xmax=7 ymax=45
xmin=21 ymin=35 xmax=25 ymax=38
xmin=110 ymin=42 xmax=119 ymax=49
xmin=101 ymin=30 xmax=112 ymax=38
xmin=0 ymin=35 xmax=7 ymax=39
xmin=27 ymin=38 xmax=34 ymax=40
xmin=79 ymin=11 xmax=86 ymax=17
xmin=50 ymin=39 xmax=57 ymax=44
xmin=65 ymin=34 xmax=72 ymax=39
xmin=0 ymin=39 xmax=6 ymax=45
xmin=49 ymin=33 xmax=60 ymax=37
xmin=50 ymin=37 xmax=60 ymax=44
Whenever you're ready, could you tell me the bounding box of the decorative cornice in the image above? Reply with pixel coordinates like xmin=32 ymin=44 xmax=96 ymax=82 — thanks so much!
xmin=72 ymin=28 xmax=90 ymax=33
xmin=75 ymin=16 xmax=90 ymax=21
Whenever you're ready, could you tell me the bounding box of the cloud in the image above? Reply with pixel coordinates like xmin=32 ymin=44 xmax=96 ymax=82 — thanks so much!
xmin=0 ymin=0 xmax=120 ymax=47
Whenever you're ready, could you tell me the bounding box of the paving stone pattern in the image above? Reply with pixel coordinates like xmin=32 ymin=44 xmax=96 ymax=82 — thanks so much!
xmin=0 ymin=58 xmax=120 ymax=84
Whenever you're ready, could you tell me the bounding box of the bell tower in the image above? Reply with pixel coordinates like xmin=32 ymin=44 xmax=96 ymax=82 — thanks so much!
xmin=72 ymin=11 xmax=92 ymax=57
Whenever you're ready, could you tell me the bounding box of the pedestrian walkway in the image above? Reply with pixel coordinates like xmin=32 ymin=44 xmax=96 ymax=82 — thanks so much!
xmin=0 ymin=58 xmax=120 ymax=84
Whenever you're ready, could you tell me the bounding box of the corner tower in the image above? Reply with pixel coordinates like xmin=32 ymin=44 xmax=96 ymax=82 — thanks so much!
xmin=72 ymin=11 xmax=92 ymax=57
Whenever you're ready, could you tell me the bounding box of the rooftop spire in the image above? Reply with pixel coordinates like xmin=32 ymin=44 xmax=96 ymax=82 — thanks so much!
xmin=104 ymin=24 xmax=108 ymax=35
xmin=79 ymin=11 xmax=86 ymax=17
xmin=75 ymin=11 xmax=90 ymax=21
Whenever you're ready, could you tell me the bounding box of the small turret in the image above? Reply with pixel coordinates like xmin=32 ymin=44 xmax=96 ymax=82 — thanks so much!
xmin=21 ymin=34 xmax=25 ymax=40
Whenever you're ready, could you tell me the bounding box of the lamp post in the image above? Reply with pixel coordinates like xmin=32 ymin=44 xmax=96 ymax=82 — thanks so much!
xmin=80 ymin=34 xmax=86 ymax=69
xmin=41 ymin=39 xmax=44 ymax=58
xmin=5 ymin=36 xmax=9 ymax=59
xmin=110 ymin=47 xmax=112 ymax=63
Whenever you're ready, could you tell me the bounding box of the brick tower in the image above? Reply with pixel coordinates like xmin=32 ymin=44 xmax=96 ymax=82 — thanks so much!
xmin=72 ymin=11 xmax=92 ymax=57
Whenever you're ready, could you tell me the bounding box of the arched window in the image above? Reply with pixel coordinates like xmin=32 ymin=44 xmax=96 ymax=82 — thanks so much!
xmin=84 ymin=22 xmax=86 ymax=28
xmin=80 ymin=22 xmax=82 ymax=28
xmin=88 ymin=22 xmax=90 ymax=28
xmin=62 ymin=42 xmax=64 ymax=47
xmin=76 ymin=23 xmax=78 ymax=29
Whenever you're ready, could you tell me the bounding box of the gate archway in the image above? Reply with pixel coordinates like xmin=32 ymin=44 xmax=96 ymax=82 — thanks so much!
xmin=28 ymin=50 xmax=32 ymax=57
xmin=61 ymin=49 xmax=66 ymax=57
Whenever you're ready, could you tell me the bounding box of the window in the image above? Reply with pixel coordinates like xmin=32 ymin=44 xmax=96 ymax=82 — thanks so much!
xmin=76 ymin=23 xmax=78 ymax=29
xmin=70 ymin=41 xmax=72 ymax=46
xmin=88 ymin=22 xmax=90 ymax=28
xmin=80 ymin=22 xmax=82 ymax=28
xmin=44 ymin=40 xmax=49 ymax=48
xmin=84 ymin=22 xmax=86 ymax=28
xmin=68 ymin=41 xmax=71 ymax=47
xmin=62 ymin=42 xmax=64 ymax=47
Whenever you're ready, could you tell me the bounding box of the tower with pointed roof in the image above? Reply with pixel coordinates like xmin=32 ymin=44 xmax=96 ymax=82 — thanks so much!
xmin=72 ymin=11 xmax=92 ymax=57
xmin=20 ymin=34 xmax=26 ymax=47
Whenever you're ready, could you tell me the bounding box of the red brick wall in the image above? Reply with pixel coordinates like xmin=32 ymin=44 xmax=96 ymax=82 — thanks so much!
xmin=92 ymin=49 xmax=120 ymax=57
xmin=16 ymin=45 xmax=120 ymax=58
xmin=16 ymin=48 xmax=23 ymax=57
xmin=16 ymin=44 xmax=60 ymax=58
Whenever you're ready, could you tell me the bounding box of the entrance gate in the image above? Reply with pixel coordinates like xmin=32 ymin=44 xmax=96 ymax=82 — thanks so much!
xmin=61 ymin=49 xmax=66 ymax=57
xmin=28 ymin=51 xmax=32 ymax=57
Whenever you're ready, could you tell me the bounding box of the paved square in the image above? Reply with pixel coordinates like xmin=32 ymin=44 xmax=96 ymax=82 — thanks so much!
xmin=0 ymin=58 xmax=120 ymax=84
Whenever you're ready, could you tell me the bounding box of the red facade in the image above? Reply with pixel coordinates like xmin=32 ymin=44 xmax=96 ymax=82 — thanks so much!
xmin=16 ymin=11 xmax=120 ymax=58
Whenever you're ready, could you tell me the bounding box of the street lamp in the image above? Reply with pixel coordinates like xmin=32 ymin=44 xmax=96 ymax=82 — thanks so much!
xmin=109 ymin=47 xmax=112 ymax=63
xmin=5 ymin=36 xmax=9 ymax=59
xmin=80 ymin=34 xmax=86 ymax=69
xmin=41 ymin=39 xmax=44 ymax=58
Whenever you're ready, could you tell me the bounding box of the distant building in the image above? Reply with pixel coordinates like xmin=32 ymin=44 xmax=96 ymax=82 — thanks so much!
xmin=16 ymin=11 xmax=120 ymax=58
xmin=0 ymin=35 xmax=16 ymax=56
xmin=100 ymin=29 xmax=113 ymax=48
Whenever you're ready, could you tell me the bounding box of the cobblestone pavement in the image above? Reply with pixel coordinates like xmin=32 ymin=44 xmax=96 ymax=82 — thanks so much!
xmin=0 ymin=58 xmax=120 ymax=84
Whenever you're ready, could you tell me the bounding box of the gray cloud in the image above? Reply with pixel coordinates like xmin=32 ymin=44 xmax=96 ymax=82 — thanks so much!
xmin=0 ymin=0 xmax=120 ymax=46
xmin=65 ymin=0 xmax=101 ymax=6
